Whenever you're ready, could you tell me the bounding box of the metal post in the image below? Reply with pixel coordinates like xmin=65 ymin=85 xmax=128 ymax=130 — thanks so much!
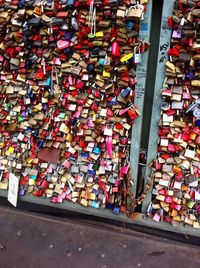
xmin=142 ymin=0 xmax=175 ymax=213
xmin=131 ymin=0 xmax=153 ymax=197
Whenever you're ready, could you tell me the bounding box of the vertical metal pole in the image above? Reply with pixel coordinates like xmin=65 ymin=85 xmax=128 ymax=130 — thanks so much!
xmin=130 ymin=0 xmax=153 ymax=197
xmin=142 ymin=0 xmax=175 ymax=213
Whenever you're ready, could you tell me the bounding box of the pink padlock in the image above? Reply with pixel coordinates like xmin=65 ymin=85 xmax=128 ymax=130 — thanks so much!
xmin=57 ymin=40 xmax=70 ymax=50
xmin=111 ymin=41 xmax=120 ymax=57
xmin=53 ymin=57 xmax=61 ymax=65
xmin=66 ymin=194 xmax=72 ymax=201
xmin=174 ymin=204 xmax=182 ymax=211
xmin=120 ymin=165 xmax=129 ymax=175
xmin=61 ymin=192 xmax=67 ymax=199
xmin=87 ymin=118 xmax=94 ymax=127
xmin=57 ymin=195 xmax=63 ymax=203
xmin=165 ymin=196 xmax=173 ymax=203
xmin=189 ymin=38 xmax=193 ymax=47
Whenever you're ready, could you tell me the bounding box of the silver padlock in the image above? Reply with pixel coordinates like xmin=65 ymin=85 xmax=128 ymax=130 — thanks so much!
xmin=193 ymin=99 xmax=200 ymax=118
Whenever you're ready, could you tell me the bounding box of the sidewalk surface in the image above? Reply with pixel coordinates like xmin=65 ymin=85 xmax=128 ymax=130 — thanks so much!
xmin=0 ymin=206 xmax=200 ymax=268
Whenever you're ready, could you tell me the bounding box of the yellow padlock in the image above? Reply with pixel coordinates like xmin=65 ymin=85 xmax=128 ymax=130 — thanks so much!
xmin=96 ymin=31 xmax=104 ymax=37
xmin=8 ymin=147 xmax=14 ymax=154
xmin=120 ymin=53 xmax=133 ymax=63
xmin=26 ymin=157 xmax=34 ymax=164
xmin=0 ymin=142 xmax=4 ymax=148
xmin=103 ymin=70 xmax=111 ymax=78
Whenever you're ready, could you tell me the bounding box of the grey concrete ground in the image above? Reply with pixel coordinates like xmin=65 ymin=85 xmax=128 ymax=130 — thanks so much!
xmin=0 ymin=206 xmax=200 ymax=268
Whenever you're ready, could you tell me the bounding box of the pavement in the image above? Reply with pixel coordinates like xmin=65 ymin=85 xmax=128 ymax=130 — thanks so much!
xmin=0 ymin=205 xmax=200 ymax=268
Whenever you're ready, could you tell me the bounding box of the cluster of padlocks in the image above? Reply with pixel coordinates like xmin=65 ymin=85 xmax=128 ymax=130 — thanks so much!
xmin=148 ymin=0 xmax=200 ymax=228
xmin=0 ymin=0 xmax=149 ymax=214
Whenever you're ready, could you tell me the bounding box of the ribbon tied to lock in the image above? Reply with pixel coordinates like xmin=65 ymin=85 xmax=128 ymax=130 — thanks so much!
xmin=50 ymin=65 xmax=60 ymax=98
xmin=104 ymin=125 xmax=113 ymax=158
xmin=88 ymin=0 xmax=96 ymax=38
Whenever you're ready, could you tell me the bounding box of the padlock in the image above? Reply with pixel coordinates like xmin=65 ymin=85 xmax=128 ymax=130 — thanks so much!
xmin=104 ymin=125 xmax=113 ymax=136
xmin=133 ymin=51 xmax=142 ymax=64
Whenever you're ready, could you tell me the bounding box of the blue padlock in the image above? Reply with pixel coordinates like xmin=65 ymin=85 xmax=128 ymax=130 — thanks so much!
xmin=18 ymin=0 xmax=25 ymax=8
xmin=70 ymin=118 xmax=77 ymax=126
xmin=66 ymin=0 xmax=75 ymax=6
xmin=121 ymin=87 xmax=131 ymax=98
xmin=37 ymin=140 xmax=43 ymax=148
xmin=93 ymin=147 xmax=100 ymax=154
xmin=126 ymin=20 xmax=134 ymax=31
xmin=98 ymin=58 xmax=105 ymax=65
xmin=24 ymin=127 xmax=32 ymax=133
xmin=92 ymin=189 xmax=99 ymax=195
xmin=45 ymin=77 xmax=51 ymax=87
xmin=196 ymin=119 xmax=200 ymax=126
xmin=88 ymin=169 xmax=96 ymax=175
xmin=81 ymin=152 xmax=88 ymax=158
xmin=113 ymin=207 xmax=120 ymax=215
xmin=108 ymin=97 xmax=117 ymax=106
xmin=106 ymin=203 xmax=113 ymax=209
xmin=91 ymin=201 xmax=100 ymax=209
xmin=185 ymin=71 xmax=195 ymax=80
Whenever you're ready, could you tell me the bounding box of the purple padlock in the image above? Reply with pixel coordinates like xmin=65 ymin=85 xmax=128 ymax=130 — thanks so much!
xmin=172 ymin=29 xmax=182 ymax=38
xmin=19 ymin=187 xmax=26 ymax=196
